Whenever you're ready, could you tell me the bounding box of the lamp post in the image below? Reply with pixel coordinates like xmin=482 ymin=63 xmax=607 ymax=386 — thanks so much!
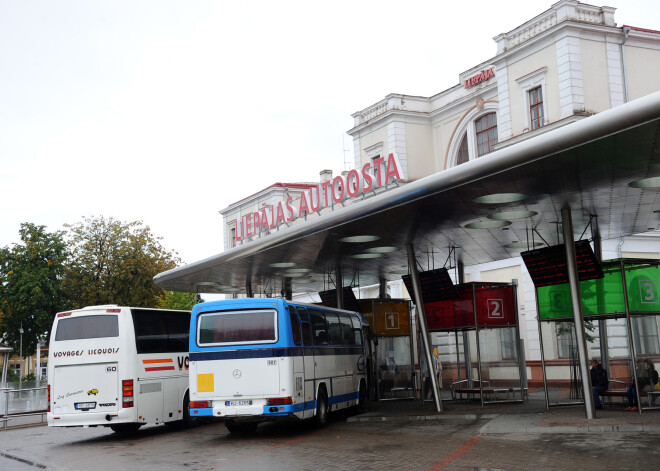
xmin=19 ymin=324 xmax=23 ymax=390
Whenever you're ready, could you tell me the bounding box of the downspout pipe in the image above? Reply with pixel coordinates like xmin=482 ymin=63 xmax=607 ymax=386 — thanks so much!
xmin=621 ymin=26 xmax=631 ymax=103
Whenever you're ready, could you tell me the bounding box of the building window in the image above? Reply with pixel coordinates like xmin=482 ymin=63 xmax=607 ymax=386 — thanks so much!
xmin=500 ymin=327 xmax=518 ymax=360
xmin=456 ymin=134 xmax=469 ymax=165
xmin=632 ymin=316 xmax=660 ymax=355
xmin=447 ymin=102 xmax=499 ymax=168
xmin=475 ymin=113 xmax=498 ymax=157
xmin=556 ymin=322 xmax=575 ymax=359
xmin=229 ymin=227 xmax=236 ymax=248
xmin=516 ymin=67 xmax=547 ymax=132
xmin=529 ymin=87 xmax=544 ymax=130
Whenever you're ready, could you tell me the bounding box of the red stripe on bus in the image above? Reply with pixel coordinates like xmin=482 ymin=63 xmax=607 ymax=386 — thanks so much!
xmin=144 ymin=366 xmax=175 ymax=372
xmin=142 ymin=358 xmax=173 ymax=364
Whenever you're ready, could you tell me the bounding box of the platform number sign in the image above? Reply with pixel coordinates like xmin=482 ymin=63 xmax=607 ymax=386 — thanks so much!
xmin=639 ymin=279 xmax=659 ymax=304
xmin=385 ymin=312 xmax=400 ymax=330
xmin=487 ymin=299 xmax=504 ymax=319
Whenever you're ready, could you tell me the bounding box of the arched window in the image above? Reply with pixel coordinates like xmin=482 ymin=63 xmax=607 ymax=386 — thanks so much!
xmin=475 ymin=112 xmax=498 ymax=157
xmin=446 ymin=101 xmax=499 ymax=168
xmin=456 ymin=134 xmax=469 ymax=165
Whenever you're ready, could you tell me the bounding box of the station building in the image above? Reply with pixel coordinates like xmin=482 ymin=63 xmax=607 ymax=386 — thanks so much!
xmin=218 ymin=0 xmax=660 ymax=395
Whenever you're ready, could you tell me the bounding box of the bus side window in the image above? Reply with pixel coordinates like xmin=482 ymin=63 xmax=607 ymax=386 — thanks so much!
xmin=339 ymin=314 xmax=354 ymax=346
xmin=296 ymin=306 xmax=313 ymax=346
xmin=350 ymin=316 xmax=364 ymax=346
xmin=288 ymin=307 xmax=302 ymax=346
xmin=325 ymin=312 xmax=342 ymax=345
xmin=308 ymin=308 xmax=328 ymax=345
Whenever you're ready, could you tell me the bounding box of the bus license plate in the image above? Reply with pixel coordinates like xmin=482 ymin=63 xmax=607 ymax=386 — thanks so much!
xmin=75 ymin=402 xmax=97 ymax=410
xmin=225 ymin=400 xmax=252 ymax=406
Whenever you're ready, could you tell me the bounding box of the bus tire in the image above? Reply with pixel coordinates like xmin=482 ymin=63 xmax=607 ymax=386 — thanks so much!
xmin=358 ymin=380 xmax=368 ymax=412
xmin=313 ymin=388 xmax=328 ymax=428
xmin=110 ymin=423 xmax=142 ymax=435
xmin=182 ymin=392 xmax=197 ymax=428
xmin=225 ymin=420 xmax=258 ymax=433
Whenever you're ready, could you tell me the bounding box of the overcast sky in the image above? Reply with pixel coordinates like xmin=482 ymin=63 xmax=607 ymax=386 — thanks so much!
xmin=2 ymin=0 xmax=659 ymax=265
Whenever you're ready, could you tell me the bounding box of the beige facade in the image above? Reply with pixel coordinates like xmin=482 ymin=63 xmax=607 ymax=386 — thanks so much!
xmin=348 ymin=1 xmax=660 ymax=178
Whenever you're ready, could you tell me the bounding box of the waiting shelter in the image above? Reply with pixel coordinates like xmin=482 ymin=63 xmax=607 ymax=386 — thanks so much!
xmin=535 ymin=258 xmax=660 ymax=411
xmin=405 ymin=273 xmax=526 ymax=406
xmin=154 ymin=93 xmax=660 ymax=419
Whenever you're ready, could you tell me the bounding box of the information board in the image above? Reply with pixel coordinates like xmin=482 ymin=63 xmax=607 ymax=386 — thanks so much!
xmin=521 ymin=240 xmax=603 ymax=288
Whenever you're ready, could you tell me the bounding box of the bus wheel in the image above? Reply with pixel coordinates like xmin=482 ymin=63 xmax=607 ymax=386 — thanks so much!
xmin=182 ymin=392 xmax=197 ymax=428
xmin=313 ymin=388 xmax=328 ymax=428
xmin=225 ymin=420 xmax=258 ymax=433
xmin=110 ymin=423 xmax=142 ymax=435
xmin=358 ymin=380 xmax=368 ymax=412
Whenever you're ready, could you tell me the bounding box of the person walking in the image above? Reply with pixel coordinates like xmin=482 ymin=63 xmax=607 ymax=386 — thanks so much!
xmin=590 ymin=357 xmax=608 ymax=410
xmin=626 ymin=358 xmax=658 ymax=411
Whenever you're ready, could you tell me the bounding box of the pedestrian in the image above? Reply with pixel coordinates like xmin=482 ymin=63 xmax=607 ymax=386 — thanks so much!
xmin=626 ymin=358 xmax=658 ymax=411
xmin=590 ymin=357 xmax=608 ymax=410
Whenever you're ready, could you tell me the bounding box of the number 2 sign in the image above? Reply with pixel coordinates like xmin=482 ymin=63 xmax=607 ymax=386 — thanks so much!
xmin=487 ymin=299 xmax=504 ymax=319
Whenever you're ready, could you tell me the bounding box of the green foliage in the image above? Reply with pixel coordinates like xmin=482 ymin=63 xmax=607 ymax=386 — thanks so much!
xmin=0 ymin=223 xmax=68 ymax=355
xmin=23 ymin=372 xmax=36 ymax=381
xmin=62 ymin=216 xmax=180 ymax=309
xmin=156 ymin=291 xmax=202 ymax=311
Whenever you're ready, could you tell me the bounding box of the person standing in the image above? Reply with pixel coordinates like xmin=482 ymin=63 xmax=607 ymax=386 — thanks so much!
xmin=590 ymin=357 xmax=608 ymax=410
xmin=626 ymin=358 xmax=658 ymax=411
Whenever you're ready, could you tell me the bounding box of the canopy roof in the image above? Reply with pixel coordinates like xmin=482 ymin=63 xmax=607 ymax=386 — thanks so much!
xmin=154 ymin=92 xmax=660 ymax=296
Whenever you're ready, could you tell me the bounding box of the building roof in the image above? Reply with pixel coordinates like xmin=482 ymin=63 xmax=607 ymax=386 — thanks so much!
xmin=155 ymin=91 xmax=660 ymax=295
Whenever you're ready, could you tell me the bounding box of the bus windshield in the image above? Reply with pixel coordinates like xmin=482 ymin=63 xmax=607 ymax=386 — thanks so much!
xmin=54 ymin=315 xmax=119 ymax=341
xmin=198 ymin=309 xmax=277 ymax=345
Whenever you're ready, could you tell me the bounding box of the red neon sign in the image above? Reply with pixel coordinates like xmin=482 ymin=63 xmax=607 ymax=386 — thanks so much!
xmin=464 ymin=68 xmax=495 ymax=89
xmin=234 ymin=153 xmax=402 ymax=243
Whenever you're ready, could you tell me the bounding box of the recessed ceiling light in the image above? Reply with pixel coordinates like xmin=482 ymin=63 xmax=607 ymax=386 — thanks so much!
xmin=350 ymin=253 xmax=383 ymax=259
xmin=464 ymin=220 xmax=512 ymax=229
xmin=339 ymin=235 xmax=381 ymax=243
xmin=269 ymin=262 xmax=297 ymax=268
xmin=473 ymin=193 xmax=526 ymax=204
xmin=195 ymin=281 xmax=219 ymax=286
xmin=629 ymin=176 xmax=660 ymax=189
xmin=365 ymin=246 xmax=398 ymax=253
xmin=488 ymin=210 xmax=538 ymax=220
xmin=505 ymin=241 xmax=544 ymax=249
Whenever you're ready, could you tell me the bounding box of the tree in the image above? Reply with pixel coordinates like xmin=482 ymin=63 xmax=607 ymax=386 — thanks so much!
xmin=156 ymin=291 xmax=203 ymax=311
xmin=62 ymin=216 xmax=180 ymax=309
xmin=0 ymin=223 xmax=68 ymax=356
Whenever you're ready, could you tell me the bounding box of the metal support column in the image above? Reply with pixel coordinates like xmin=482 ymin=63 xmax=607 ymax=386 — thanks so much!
xmin=620 ymin=259 xmax=642 ymax=413
xmin=561 ymin=206 xmax=595 ymax=419
xmin=472 ymin=285 xmax=484 ymax=406
xmin=406 ymin=243 xmax=442 ymax=412
xmin=536 ymin=290 xmax=550 ymax=410
xmin=336 ymin=263 xmax=344 ymax=309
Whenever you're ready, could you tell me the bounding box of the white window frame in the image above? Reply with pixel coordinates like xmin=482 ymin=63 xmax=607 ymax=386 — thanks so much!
xmin=516 ymin=67 xmax=548 ymax=132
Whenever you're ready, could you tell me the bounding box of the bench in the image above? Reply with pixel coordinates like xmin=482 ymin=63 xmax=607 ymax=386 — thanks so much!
xmin=599 ymin=380 xmax=659 ymax=407
xmin=450 ymin=380 xmax=527 ymax=401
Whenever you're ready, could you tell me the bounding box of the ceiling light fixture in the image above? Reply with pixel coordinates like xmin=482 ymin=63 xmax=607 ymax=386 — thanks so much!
xmin=339 ymin=235 xmax=381 ymax=243
xmin=473 ymin=193 xmax=526 ymax=204
xmin=488 ymin=210 xmax=538 ymax=220
xmin=629 ymin=176 xmax=660 ymax=189
xmin=464 ymin=220 xmax=512 ymax=229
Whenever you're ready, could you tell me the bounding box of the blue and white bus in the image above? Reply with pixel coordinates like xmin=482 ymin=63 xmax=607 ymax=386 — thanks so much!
xmin=188 ymin=298 xmax=371 ymax=433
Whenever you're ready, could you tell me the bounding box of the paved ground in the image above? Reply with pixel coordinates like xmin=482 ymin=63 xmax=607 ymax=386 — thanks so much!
xmin=2 ymin=396 xmax=660 ymax=470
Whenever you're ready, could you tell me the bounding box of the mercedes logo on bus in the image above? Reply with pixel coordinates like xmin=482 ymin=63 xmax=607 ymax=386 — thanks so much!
xmin=233 ymin=369 xmax=242 ymax=379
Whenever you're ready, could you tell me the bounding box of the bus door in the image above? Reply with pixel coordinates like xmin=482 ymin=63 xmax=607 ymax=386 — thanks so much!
xmin=294 ymin=306 xmax=315 ymax=419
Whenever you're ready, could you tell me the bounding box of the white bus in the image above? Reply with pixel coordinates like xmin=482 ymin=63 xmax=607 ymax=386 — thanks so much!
xmin=188 ymin=298 xmax=372 ymax=433
xmin=47 ymin=305 xmax=192 ymax=434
